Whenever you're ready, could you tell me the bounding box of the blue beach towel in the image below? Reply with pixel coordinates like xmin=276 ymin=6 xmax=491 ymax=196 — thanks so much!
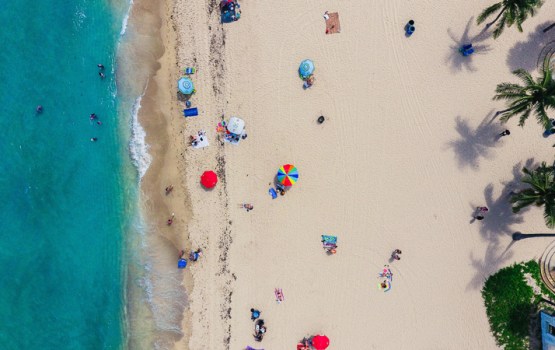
xmin=269 ymin=188 xmax=277 ymax=199
xmin=321 ymin=235 xmax=337 ymax=244
xmin=183 ymin=107 xmax=198 ymax=117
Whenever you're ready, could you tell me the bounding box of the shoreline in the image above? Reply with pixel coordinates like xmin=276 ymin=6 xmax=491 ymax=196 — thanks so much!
xmin=117 ymin=0 xmax=195 ymax=347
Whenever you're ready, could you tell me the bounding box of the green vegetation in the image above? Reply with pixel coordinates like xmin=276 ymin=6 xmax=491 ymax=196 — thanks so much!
xmin=482 ymin=261 xmax=555 ymax=349
xmin=510 ymin=162 xmax=555 ymax=229
xmin=477 ymin=0 xmax=544 ymax=38
xmin=494 ymin=57 xmax=555 ymax=129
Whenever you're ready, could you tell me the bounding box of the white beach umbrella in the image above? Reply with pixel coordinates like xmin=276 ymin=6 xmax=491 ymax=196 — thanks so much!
xmin=227 ymin=117 xmax=245 ymax=134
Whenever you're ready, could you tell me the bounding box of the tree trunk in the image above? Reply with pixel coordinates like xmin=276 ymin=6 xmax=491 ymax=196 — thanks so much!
xmin=544 ymin=23 xmax=555 ymax=33
xmin=487 ymin=7 xmax=506 ymax=28
xmin=494 ymin=108 xmax=513 ymax=116
xmin=513 ymin=232 xmax=555 ymax=240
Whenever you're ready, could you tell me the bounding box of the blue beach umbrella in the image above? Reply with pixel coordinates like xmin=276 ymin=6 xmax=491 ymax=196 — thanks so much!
xmin=298 ymin=59 xmax=315 ymax=79
xmin=178 ymin=77 xmax=194 ymax=94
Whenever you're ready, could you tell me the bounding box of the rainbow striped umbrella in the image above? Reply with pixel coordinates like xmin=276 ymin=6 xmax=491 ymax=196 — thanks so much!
xmin=277 ymin=164 xmax=299 ymax=186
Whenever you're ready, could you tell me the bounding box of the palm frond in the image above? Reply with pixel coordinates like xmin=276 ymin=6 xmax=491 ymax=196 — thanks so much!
xmin=513 ymin=69 xmax=535 ymax=86
xmin=477 ymin=3 xmax=503 ymax=24
xmin=544 ymin=200 xmax=555 ymax=228
xmin=493 ymin=15 xmax=508 ymax=38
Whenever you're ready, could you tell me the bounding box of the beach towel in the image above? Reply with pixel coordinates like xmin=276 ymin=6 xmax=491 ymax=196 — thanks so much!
xmin=223 ymin=132 xmax=241 ymax=145
xmin=321 ymin=235 xmax=337 ymax=244
xmin=192 ymin=135 xmax=209 ymax=149
xmin=379 ymin=266 xmax=393 ymax=281
xmin=275 ymin=288 xmax=284 ymax=303
xmin=325 ymin=12 xmax=341 ymax=34
xmin=183 ymin=107 xmax=198 ymax=117
xmin=268 ymin=188 xmax=277 ymax=199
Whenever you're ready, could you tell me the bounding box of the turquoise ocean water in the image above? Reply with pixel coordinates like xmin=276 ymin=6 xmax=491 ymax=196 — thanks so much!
xmin=0 ymin=1 xmax=141 ymax=348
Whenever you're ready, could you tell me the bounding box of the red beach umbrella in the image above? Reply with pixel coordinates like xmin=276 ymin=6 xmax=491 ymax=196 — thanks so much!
xmin=312 ymin=334 xmax=330 ymax=350
xmin=200 ymin=170 xmax=218 ymax=188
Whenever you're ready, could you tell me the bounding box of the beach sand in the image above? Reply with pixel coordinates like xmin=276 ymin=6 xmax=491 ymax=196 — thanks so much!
xmin=139 ymin=0 xmax=555 ymax=349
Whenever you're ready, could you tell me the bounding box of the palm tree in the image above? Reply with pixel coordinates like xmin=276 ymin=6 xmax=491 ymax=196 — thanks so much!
xmin=494 ymin=57 xmax=555 ymax=129
xmin=511 ymin=162 xmax=555 ymax=228
xmin=477 ymin=0 xmax=544 ymax=38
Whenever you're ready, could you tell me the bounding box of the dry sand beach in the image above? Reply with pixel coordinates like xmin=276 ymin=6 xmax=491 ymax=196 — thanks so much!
xmin=135 ymin=0 xmax=555 ymax=349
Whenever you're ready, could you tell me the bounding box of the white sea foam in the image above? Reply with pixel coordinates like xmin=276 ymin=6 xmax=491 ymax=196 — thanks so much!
xmin=128 ymin=90 xmax=151 ymax=180
xmin=120 ymin=0 xmax=134 ymax=36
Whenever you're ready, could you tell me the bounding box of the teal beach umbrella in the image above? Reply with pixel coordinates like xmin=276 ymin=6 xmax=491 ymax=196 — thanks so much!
xmin=299 ymin=59 xmax=315 ymax=79
xmin=178 ymin=77 xmax=194 ymax=94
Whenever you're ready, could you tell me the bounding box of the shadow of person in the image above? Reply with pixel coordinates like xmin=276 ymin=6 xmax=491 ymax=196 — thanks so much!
xmin=445 ymin=17 xmax=492 ymax=72
xmin=479 ymin=159 xmax=535 ymax=238
xmin=446 ymin=111 xmax=503 ymax=170
xmin=506 ymin=22 xmax=555 ymax=71
xmin=465 ymin=160 xmax=535 ymax=290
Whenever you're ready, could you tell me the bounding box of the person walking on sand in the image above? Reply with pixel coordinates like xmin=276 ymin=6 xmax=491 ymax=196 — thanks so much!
xmin=167 ymin=213 xmax=175 ymax=226
xmin=475 ymin=206 xmax=489 ymax=220
xmin=391 ymin=249 xmax=402 ymax=260
xmin=165 ymin=185 xmax=174 ymax=195
xmin=499 ymin=130 xmax=510 ymax=138
xmin=243 ymin=203 xmax=254 ymax=212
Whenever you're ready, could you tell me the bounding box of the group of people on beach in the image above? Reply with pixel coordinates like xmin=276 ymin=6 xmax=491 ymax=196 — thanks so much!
xmin=165 ymin=185 xmax=203 ymax=266
xmin=250 ymin=308 xmax=266 ymax=341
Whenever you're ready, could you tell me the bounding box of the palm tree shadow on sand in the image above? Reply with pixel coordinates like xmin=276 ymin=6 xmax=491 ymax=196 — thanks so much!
xmin=446 ymin=111 xmax=503 ymax=170
xmin=506 ymin=22 xmax=555 ymax=71
xmin=466 ymin=159 xmax=535 ymax=290
xmin=446 ymin=17 xmax=492 ymax=72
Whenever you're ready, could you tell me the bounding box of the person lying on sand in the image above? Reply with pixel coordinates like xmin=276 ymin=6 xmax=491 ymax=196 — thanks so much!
xmin=165 ymin=185 xmax=174 ymax=195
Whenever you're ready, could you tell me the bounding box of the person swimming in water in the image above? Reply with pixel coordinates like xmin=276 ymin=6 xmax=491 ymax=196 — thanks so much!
xmin=90 ymin=113 xmax=97 ymax=120
xmin=91 ymin=137 xmax=97 ymax=142
xmin=36 ymin=105 xmax=43 ymax=113
xmin=97 ymin=64 xmax=105 ymax=70
xmin=99 ymin=72 xmax=105 ymax=79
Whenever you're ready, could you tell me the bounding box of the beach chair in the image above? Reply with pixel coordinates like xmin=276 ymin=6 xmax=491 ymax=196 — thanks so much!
xmin=405 ymin=20 xmax=415 ymax=36
xmin=184 ymin=67 xmax=196 ymax=75
xmin=459 ymin=44 xmax=474 ymax=56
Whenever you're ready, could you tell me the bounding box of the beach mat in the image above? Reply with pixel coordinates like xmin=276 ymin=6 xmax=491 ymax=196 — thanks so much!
xmin=326 ymin=12 xmax=341 ymax=34
xmin=192 ymin=135 xmax=209 ymax=149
